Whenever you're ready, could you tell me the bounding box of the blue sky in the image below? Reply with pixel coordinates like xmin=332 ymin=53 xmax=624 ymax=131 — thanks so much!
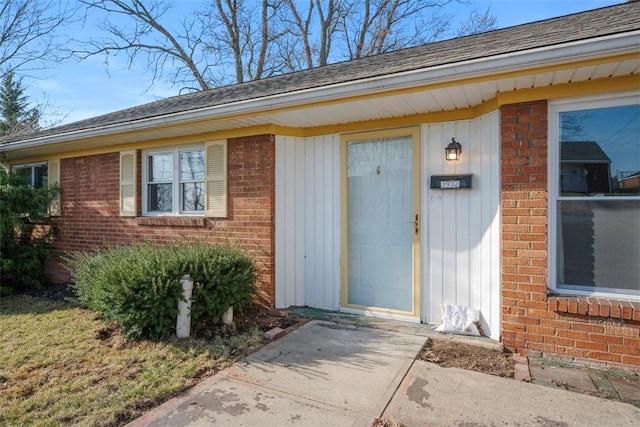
xmin=26 ymin=0 xmax=623 ymax=126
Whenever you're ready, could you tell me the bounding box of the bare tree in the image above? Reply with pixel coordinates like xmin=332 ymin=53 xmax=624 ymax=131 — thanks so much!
xmin=77 ymin=0 xmax=214 ymax=92
xmin=280 ymin=0 xmax=314 ymax=69
xmin=455 ymin=8 xmax=496 ymax=37
xmin=281 ymin=0 xmax=349 ymax=68
xmin=78 ymin=0 xmax=290 ymax=90
xmin=0 ymin=0 xmax=75 ymax=74
xmin=340 ymin=0 xmax=496 ymax=59
xmin=314 ymin=0 xmax=345 ymax=66
xmin=202 ymin=0 xmax=291 ymax=83
xmin=343 ymin=0 xmax=440 ymax=59
xmin=283 ymin=0 xmax=496 ymax=66
xmin=79 ymin=0 xmax=496 ymax=91
xmin=209 ymin=0 xmax=245 ymax=83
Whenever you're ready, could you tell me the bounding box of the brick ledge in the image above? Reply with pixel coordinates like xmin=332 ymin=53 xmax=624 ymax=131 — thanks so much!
xmin=137 ymin=217 xmax=206 ymax=227
xmin=548 ymin=295 xmax=640 ymax=321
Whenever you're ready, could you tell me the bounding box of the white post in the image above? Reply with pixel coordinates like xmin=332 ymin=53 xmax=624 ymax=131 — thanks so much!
xmin=176 ymin=275 xmax=194 ymax=338
xmin=222 ymin=306 xmax=234 ymax=325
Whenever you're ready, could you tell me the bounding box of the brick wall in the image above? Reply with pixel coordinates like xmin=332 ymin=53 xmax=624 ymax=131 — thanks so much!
xmin=500 ymin=101 xmax=640 ymax=368
xmin=49 ymin=134 xmax=276 ymax=307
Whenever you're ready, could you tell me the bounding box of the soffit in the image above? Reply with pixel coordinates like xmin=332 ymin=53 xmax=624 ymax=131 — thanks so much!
xmin=91 ymin=56 xmax=640 ymax=135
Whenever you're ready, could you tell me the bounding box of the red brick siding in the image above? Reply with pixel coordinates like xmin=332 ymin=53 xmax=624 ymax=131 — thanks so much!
xmin=500 ymin=101 xmax=639 ymax=368
xmin=49 ymin=134 xmax=276 ymax=307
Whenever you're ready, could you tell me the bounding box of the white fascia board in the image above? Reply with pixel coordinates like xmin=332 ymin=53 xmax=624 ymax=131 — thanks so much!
xmin=1 ymin=31 xmax=638 ymax=153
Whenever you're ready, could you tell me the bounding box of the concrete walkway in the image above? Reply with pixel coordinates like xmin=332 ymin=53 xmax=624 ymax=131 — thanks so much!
xmin=128 ymin=320 xmax=640 ymax=427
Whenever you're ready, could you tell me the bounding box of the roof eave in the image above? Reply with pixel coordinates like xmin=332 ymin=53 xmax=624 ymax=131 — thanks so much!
xmin=1 ymin=30 xmax=638 ymax=154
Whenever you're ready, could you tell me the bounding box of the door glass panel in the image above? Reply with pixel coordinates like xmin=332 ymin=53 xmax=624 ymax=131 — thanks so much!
xmin=347 ymin=136 xmax=413 ymax=312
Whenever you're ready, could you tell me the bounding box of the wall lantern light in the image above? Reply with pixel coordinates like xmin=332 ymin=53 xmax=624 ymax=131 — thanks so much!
xmin=445 ymin=138 xmax=462 ymax=161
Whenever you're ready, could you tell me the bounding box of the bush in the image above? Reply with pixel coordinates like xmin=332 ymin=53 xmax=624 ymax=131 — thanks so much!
xmin=67 ymin=242 xmax=256 ymax=339
xmin=0 ymin=161 xmax=59 ymax=295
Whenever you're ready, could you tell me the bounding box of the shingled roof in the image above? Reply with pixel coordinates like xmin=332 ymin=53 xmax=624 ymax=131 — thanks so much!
xmin=561 ymin=141 xmax=612 ymax=163
xmin=2 ymin=2 xmax=639 ymax=144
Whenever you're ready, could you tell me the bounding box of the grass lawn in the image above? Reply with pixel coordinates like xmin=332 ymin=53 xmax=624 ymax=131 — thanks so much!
xmin=0 ymin=295 xmax=263 ymax=426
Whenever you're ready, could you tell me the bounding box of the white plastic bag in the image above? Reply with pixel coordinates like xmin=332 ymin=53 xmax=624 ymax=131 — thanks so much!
xmin=435 ymin=304 xmax=481 ymax=336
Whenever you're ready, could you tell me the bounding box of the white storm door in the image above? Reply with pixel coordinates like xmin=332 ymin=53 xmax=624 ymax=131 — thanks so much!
xmin=343 ymin=129 xmax=420 ymax=316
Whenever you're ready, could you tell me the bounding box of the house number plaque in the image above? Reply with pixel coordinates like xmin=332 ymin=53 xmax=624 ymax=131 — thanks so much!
xmin=430 ymin=174 xmax=473 ymax=190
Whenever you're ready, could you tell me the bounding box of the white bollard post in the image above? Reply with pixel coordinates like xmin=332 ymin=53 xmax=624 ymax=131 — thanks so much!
xmin=176 ymin=274 xmax=194 ymax=338
xmin=222 ymin=306 xmax=233 ymax=325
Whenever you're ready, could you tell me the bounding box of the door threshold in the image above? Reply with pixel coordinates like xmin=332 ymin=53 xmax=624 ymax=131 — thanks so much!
xmin=339 ymin=307 xmax=420 ymax=323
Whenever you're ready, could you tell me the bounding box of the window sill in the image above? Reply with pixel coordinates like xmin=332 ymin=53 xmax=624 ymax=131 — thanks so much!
xmin=137 ymin=217 xmax=206 ymax=227
xmin=548 ymin=295 xmax=640 ymax=321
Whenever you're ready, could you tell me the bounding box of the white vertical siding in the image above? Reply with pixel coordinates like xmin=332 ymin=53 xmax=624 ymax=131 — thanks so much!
xmin=421 ymin=111 xmax=501 ymax=339
xmin=304 ymin=135 xmax=341 ymax=310
xmin=275 ymin=136 xmax=306 ymax=307
xmin=275 ymin=134 xmax=341 ymax=310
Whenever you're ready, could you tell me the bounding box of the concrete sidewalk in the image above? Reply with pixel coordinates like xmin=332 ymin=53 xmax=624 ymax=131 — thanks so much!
xmin=128 ymin=320 xmax=640 ymax=426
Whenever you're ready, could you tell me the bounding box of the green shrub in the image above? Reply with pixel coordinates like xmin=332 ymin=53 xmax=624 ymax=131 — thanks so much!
xmin=67 ymin=242 xmax=256 ymax=339
xmin=0 ymin=160 xmax=59 ymax=295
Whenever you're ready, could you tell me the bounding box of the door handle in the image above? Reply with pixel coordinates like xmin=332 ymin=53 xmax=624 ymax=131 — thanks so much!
xmin=414 ymin=214 xmax=419 ymax=234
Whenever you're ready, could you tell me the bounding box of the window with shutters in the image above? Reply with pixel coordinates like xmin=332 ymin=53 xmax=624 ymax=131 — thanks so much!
xmin=140 ymin=141 xmax=226 ymax=217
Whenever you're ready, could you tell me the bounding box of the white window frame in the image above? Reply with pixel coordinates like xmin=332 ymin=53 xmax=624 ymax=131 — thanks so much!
xmin=142 ymin=144 xmax=205 ymax=216
xmin=11 ymin=160 xmax=60 ymax=215
xmin=548 ymin=91 xmax=640 ymax=300
xmin=11 ymin=161 xmax=48 ymax=188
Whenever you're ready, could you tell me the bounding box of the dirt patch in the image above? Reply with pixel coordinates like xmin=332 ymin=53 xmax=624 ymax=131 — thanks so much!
xmin=16 ymin=282 xmax=76 ymax=302
xmin=91 ymin=322 xmax=130 ymax=349
xmin=419 ymin=337 xmax=514 ymax=378
xmin=193 ymin=305 xmax=302 ymax=340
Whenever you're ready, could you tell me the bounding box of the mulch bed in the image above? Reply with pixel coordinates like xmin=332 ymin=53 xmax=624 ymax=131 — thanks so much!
xmin=419 ymin=336 xmax=514 ymax=378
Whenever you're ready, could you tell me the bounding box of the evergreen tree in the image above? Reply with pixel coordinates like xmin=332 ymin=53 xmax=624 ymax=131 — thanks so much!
xmin=0 ymin=72 xmax=41 ymax=137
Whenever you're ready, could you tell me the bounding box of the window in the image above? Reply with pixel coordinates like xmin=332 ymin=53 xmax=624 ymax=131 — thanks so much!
xmin=550 ymin=93 xmax=640 ymax=298
xmin=143 ymin=146 xmax=205 ymax=215
xmin=135 ymin=141 xmax=227 ymax=218
xmin=12 ymin=162 xmax=48 ymax=188
xmin=11 ymin=160 xmax=60 ymax=215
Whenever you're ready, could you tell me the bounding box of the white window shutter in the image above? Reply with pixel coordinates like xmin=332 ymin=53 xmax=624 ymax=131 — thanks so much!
xmin=120 ymin=150 xmax=137 ymax=217
xmin=205 ymin=140 xmax=227 ymax=218
xmin=48 ymin=159 xmax=61 ymax=216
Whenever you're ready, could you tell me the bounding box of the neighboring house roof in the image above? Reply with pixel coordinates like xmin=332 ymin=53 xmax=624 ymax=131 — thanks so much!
xmin=1 ymin=2 xmax=638 ymax=156
xmin=619 ymin=171 xmax=640 ymax=180
xmin=561 ymin=141 xmax=612 ymax=164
